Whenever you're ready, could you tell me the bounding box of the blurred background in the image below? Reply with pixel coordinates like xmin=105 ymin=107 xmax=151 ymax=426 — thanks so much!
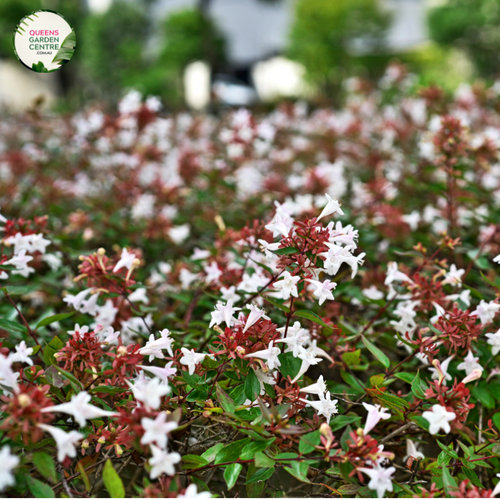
xmin=0 ymin=0 xmax=496 ymax=112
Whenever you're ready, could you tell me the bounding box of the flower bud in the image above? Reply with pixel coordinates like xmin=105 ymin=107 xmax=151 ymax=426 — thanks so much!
xmin=98 ymin=436 xmax=106 ymax=444
xmin=235 ymin=346 xmax=245 ymax=356
xmin=117 ymin=346 xmax=128 ymax=356
xmin=81 ymin=440 xmax=90 ymax=449
xmin=115 ymin=444 xmax=123 ymax=456
xmin=18 ymin=394 xmax=31 ymax=408
xmin=461 ymin=368 xmax=482 ymax=385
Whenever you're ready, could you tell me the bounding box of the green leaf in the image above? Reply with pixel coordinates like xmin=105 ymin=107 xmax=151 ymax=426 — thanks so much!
xmin=245 ymin=467 xmax=274 ymax=484
xmin=342 ymin=349 xmax=361 ymax=366
xmin=411 ymin=415 xmax=430 ymax=432
xmin=299 ymin=430 xmax=320 ymax=454
xmin=32 ymin=61 xmax=49 ymax=73
xmin=245 ymin=369 xmax=260 ymax=401
xmin=52 ymin=30 xmax=76 ymax=64
xmin=216 ymin=383 xmax=235 ymax=414
xmin=272 ymin=247 xmax=299 ymax=255
xmin=0 ymin=318 xmax=27 ymax=335
xmin=361 ymin=335 xmax=390 ymax=369
xmin=181 ymin=455 xmax=209 ymax=470
xmin=340 ymin=370 xmax=365 ymax=392
xmin=201 ymin=443 xmax=224 ymax=463
xmin=255 ymin=451 xmax=275 ymax=468
xmin=492 ymin=413 xmax=500 ymax=432
xmin=394 ymin=372 xmax=415 ymax=384
xmin=472 ymin=384 xmax=495 ymax=409
xmin=102 ymin=459 xmax=125 ymax=498
xmin=329 ymin=414 xmax=362 ymax=432
xmin=240 ymin=438 xmax=276 ymax=460
xmin=293 ymin=310 xmax=334 ymax=332
xmin=224 ymin=463 xmax=242 ymax=490
xmin=33 ymin=452 xmax=57 ymax=482
xmin=460 ymin=467 xmax=483 ymax=488
xmin=56 ymin=366 xmax=83 ymax=392
xmin=411 ymin=371 xmax=427 ymax=400
xmin=284 ymin=461 xmax=310 ymax=483
xmin=442 ymin=465 xmax=458 ymax=497
xmin=215 ymin=438 xmax=251 ymax=465
xmin=278 ymin=352 xmax=302 ymax=380
xmin=26 ymin=476 xmax=55 ymax=497
xmin=2 ymin=285 xmax=38 ymax=295
xmin=36 ymin=312 xmax=74 ymax=329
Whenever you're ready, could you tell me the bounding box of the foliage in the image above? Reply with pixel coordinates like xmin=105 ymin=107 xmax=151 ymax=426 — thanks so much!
xmin=428 ymin=0 xmax=500 ymax=79
xmin=1 ymin=64 xmax=500 ymax=497
xmin=79 ymin=0 xmax=149 ymax=101
xmin=288 ymin=0 xmax=390 ymax=96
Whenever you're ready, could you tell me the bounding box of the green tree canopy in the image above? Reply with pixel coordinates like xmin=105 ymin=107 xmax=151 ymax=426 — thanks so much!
xmin=428 ymin=0 xmax=500 ymax=78
xmin=287 ymin=0 xmax=390 ymax=96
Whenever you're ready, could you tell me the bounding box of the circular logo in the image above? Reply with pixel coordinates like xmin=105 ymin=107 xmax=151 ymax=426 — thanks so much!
xmin=13 ymin=10 xmax=76 ymax=73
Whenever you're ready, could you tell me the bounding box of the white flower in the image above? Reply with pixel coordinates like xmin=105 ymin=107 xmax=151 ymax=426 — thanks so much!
xmin=422 ymin=404 xmax=456 ymax=435
xmin=471 ymin=299 xmax=500 ymax=324
xmin=457 ymin=350 xmax=482 ymax=375
xmin=126 ymin=375 xmax=170 ymax=410
xmin=209 ymin=301 xmax=241 ymax=329
xmin=113 ymin=248 xmax=137 ymax=273
xmin=180 ymin=348 xmax=207 ymax=375
xmin=80 ymin=292 xmax=100 ymax=317
xmin=178 ymin=484 xmax=212 ymax=499
xmin=265 ymin=213 xmax=293 ymax=238
xmin=148 ymin=445 xmax=181 ymax=479
xmin=245 ymin=340 xmax=281 ymax=371
xmin=300 ymin=391 xmax=338 ymax=423
xmin=204 ymin=261 xmax=222 ymax=284
xmin=67 ymin=323 xmax=90 ymax=338
xmin=0 ymin=446 xmax=19 ymax=491
xmin=403 ymin=439 xmax=425 ymax=461
xmin=168 ymin=224 xmax=190 ymax=244
xmin=141 ymin=412 xmax=178 ymax=449
xmin=101 ymin=326 xmax=121 ymax=345
xmin=29 ymin=234 xmax=51 ymax=254
xmin=128 ymin=288 xmax=149 ymax=304
xmin=8 ymin=341 xmax=33 ymax=366
xmin=139 ymin=330 xmax=175 ymax=361
xmin=358 ymin=466 xmax=396 ymax=498
xmin=320 ymin=243 xmax=365 ymax=279
xmin=243 ymin=304 xmax=270 ymax=333
xmin=139 ymin=362 xmax=177 ymax=382
xmin=362 ymin=403 xmax=391 ymax=435
xmin=447 ymin=289 xmax=471 ymax=307
xmin=0 ymin=354 xmax=19 ymax=391
xmin=4 ymin=232 xmax=33 ymax=254
xmin=494 ymin=255 xmax=500 ymax=264
xmin=4 ymin=249 xmax=34 ymax=277
xmin=300 ymin=375 xmax=327 ymax=397
xmin=384 ymin=262 xmax=412 ymax=286
xmin=492 ymin=473 xmax=500 ymax=496
xmin=38 ymin=424 xmax=83 ymax=462
xmin=362 ymin=286 xmax=384 ymax=300
xmin=42 ymin=391 xmax=118 ymax=427
xmin=273 ymin=271 xmax=300 ymax=300
xmin=428 ymin=355 xmax=454 ymax=386
xmin=317 ymin=194 xmax=344 ymax=221
xmin=442 ymin=264 xmax=465 ymax=287
xmin=63 ymin=289 xmax=93 ymax=311
xmin=486 ymin=329 xmax=500 ymax=355
xmin=306 ymin=279 xmax=336 ymax=305
xmin=220 ymin=285 xmax=240 ymax=303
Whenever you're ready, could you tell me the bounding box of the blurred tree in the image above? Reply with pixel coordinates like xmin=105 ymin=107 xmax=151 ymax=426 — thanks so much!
xmin=155 ymin=8 xmax=227 ymax=106
xmin=287 ymin=0 xmax=390 ymax=98
xmin=428 ymin=0 xmax=500 ymax=79
xmin=80 ymin=0 xmax=148 ymax=101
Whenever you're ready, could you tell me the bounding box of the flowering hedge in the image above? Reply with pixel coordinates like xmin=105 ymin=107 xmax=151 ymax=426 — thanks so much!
xmin=2 ymin=63 xmax=500 ymax=497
